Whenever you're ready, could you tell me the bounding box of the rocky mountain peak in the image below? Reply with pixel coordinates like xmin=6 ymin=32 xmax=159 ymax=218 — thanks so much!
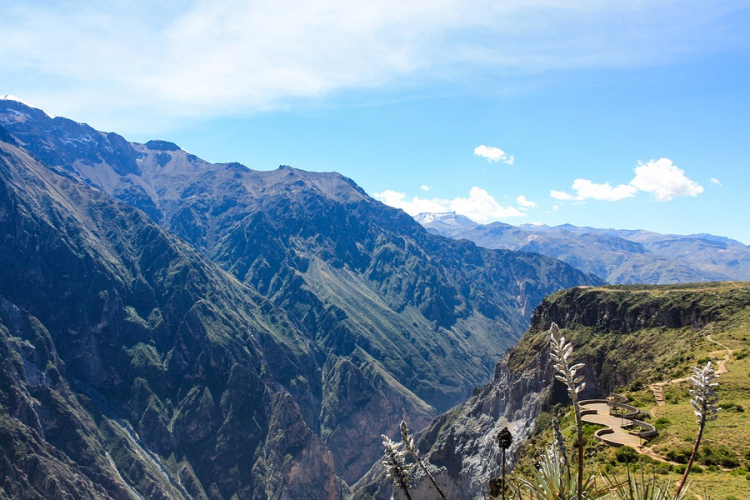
xmin=0 ymin=102 xmax=603 ymax=492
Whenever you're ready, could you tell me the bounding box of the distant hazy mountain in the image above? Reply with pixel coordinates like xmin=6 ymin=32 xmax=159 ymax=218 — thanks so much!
xmin=0 ymin=98 xmax=601 ymax=494
xmin=415 ymin=212 xmax=750 ymax=284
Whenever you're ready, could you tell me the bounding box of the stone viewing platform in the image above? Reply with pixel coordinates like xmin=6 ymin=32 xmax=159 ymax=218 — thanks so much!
xmin=580 ymin=394 xmax=657 ymax=449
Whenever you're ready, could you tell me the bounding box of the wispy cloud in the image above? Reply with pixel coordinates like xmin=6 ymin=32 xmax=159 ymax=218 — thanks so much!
xmin=569 ymin=179 xmax=637 ymax=201
xmin=1 ymin=1 xmax=746 ymax=131
xmin=373 ymin=187 xmax=525 ymax=222
xmin=516 ymin=195 xmax=537 ymax=208
xmin=552 ymin=158 xmax=703 ymax=202
xmin=474 ymin=145 xmax=514 ymax=165
xmin=710 ymin=177 xmax=722 ymax=186
xmin=372 ymin=190 xmax=448 ymax=215
xmin=550 ymin=190 xmax=574 ymax=201
xmin=420 ymin=184 xmax=431 ymax=191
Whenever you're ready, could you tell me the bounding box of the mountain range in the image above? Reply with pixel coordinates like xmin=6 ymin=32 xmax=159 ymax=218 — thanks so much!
xmin=415 ymin=212 xmax=750 ymax=285
xmin=0 ymin=97 xmax=601 ymax=498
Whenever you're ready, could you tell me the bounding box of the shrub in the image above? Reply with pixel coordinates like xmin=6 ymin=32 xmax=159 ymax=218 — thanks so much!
xmin=534 ymin=412 xmax=553 ymax=434
xmin=653 ymin=465 xmax=670 ymax=475
xmin=700 ymin=445 xmax=740 ymax=468
xmin=615 ymin=446 xmax=639 ymax=464
xmin=666 ymin=447 xmax=693 ymax=464
xmin=674 ymin=464 xmax=703 ymax=474
xmin=721 ymin=402 xmax=745 ymax=413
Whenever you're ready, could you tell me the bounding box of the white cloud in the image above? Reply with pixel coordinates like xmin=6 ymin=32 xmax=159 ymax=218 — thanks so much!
xmin=450 ymin=187 xmax=524 ymax=221
xmin=374 ymin=186 xmax=525 ymax=222
xmin=0 ymin=2 xmax=745 ymax=132
xmin=552 ymin=158 xmax=703 ymax=203
xmin=516 ymin=195 xmax=537 ymax=208
xmin=571 ymin=178 xmax=637 ymax=201
xmin=710 ymin=177 xmax=722 ymax=186
xmin=630 ymin=158 xmax=703 ymax=201
xmin=550 ymin=190 xmax=574 ymax=201
xmin=420 ymin=184 xmax=431 ymax=191
xmin=474 ymin=145 xmax=514 ymax=165
xmin=372 ymin=190 xmax=448 ymax=215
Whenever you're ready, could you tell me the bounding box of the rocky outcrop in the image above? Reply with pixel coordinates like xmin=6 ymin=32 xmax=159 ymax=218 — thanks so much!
xmin=531 ymin=285 xmax=721 ymax=332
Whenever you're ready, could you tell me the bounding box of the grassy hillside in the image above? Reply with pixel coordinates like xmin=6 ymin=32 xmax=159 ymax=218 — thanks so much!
xmin=520 ymin=282 xmax=750 ymax=500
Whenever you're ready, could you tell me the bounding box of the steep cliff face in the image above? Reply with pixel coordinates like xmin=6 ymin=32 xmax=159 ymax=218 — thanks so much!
xmin=354 ymin=312 xmax=558 ymax=500
xmin=0 ymin=100 xmax=603 ymax=485
xmin=0 ymin=138 xmax=346 ymax=499
xmin=355 ymin=282 xmax=750 ymax=499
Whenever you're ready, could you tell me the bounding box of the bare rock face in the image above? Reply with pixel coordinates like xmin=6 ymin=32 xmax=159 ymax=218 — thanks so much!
xmin=255 ymin=392 xmax=348 ymax=500
xmin=320 ymin=355 xmax=434 ymax=484
xmin=354 ymin=323 xmax=557 ymax=500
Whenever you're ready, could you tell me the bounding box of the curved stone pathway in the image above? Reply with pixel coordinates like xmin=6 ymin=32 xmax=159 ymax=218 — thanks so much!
xmin=578 ymin=334 xmax=735 ymax=464
xmin=580 ymin=401 xmax=645 ymax=449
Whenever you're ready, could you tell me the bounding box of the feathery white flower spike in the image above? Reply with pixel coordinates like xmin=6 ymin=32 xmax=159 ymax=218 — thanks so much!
xmin=550 ymin=322 xmax=586 ymax=398
xmin=689 ymin=361 xmax=721 ymax=424
xmin=382 ymin=434 xmax=414 ymax=498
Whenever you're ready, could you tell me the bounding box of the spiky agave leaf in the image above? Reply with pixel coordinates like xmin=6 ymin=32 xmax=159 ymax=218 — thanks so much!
xmin=603 ymin=466 xmax=688 ymax=500
xmin=518 ymin=442 xmax=605 ymax=500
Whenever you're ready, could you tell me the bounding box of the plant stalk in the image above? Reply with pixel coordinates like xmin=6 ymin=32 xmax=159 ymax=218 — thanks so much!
xmin=673 ymin=421 xmax=704 ymax=499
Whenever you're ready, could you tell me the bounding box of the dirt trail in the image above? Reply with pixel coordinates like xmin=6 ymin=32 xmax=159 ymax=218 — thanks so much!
xmin=648 ymin=334 xmax=733 ymax=407
xmin=705 ymin=334 xmax=733 ymax=375
xmin=581 ymin=333 xmax=734 ymax=467
xmin=642 ymin=334 xmax=734 ymax=463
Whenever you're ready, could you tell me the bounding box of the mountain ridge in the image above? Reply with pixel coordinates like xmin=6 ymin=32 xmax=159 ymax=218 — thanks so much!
xmin=0 ymin=100 xmax=602 ymax=489
xmin=416 ymin=212 xmax=750 ymax=285
xmin=0 ymin=135 xmax=349 ymax=498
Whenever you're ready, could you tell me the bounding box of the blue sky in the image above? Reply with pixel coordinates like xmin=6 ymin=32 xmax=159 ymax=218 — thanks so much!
xmin=2 ymin=0 xmax=749 ymax=242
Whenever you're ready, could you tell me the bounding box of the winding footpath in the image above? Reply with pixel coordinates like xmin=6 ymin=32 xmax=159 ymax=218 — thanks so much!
xmin=648 ymin=334 xmax=733 ymax=408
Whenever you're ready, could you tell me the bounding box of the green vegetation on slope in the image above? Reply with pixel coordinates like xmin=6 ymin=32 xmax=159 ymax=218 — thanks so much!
xmin=517 ymin=282 xmax=750 ymax=500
